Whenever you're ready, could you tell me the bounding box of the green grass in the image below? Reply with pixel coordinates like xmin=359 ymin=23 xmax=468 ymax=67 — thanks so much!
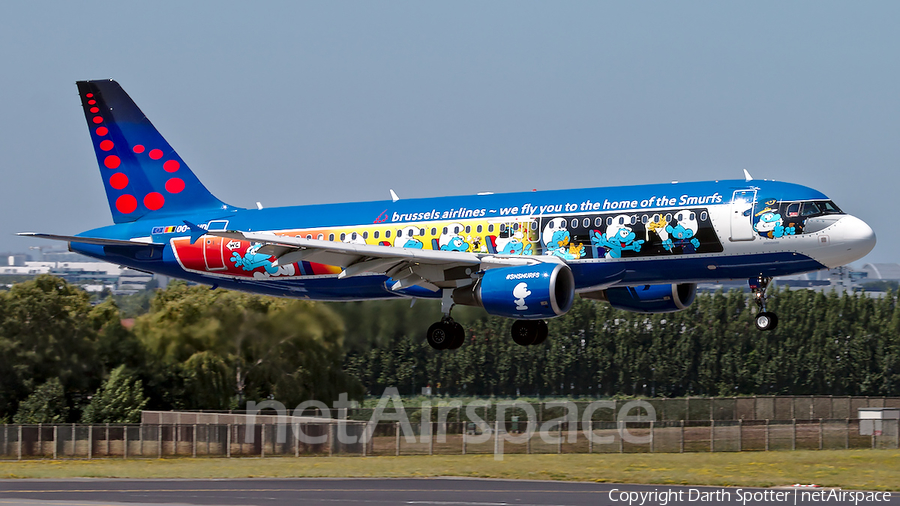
xmin=1 ymin=450 xmax=898 ymax=490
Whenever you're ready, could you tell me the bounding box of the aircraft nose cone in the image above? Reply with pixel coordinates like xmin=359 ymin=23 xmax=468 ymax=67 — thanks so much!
xmin=843 ymin=215 xmax=876 ymax=257
xmin=818 ymin=215 xmax=876 ymax=268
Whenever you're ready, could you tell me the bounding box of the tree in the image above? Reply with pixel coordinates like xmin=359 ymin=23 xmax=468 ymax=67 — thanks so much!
xmin=81 ymin=365 xmax=148 ymax=423
xmin=13 ymin=378 xmax=69 ymax=424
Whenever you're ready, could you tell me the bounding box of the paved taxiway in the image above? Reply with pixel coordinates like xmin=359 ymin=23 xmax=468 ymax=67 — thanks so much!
xmin=0 ymin=478 xmax=880 ymax=506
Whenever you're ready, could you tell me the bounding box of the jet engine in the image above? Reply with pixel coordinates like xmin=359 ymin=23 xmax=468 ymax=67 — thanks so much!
xmin=588 ymin=283 xmax=697 ymax=313
xmin=453 ymin=263 xmax=575 ymax=319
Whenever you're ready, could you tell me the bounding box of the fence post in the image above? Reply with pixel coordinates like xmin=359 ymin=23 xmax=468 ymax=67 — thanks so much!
xmin=361 ymin=422 xmax=367 ymax=457
xmin=738 ymin=419 xmax=743 ymax=452
xmin=680 ymin=420 xmax=685 ymax=453
xmin=38 ymin=423 xmax=42 ymax=458
xmin=462 ymin=423 xmax=467 ymax=455
xmin=192 ymin=424 xmax=197 ymax=458
xmin=17 ymin=425 xmax=22 ymax=460
xmin=395 ymin=422 xmax=400 ymax=456
xmin=765 ymin=419 xmax=769 ymax=451
xmin=618 ymin=421 xmax=623 ymax=453
xmin=106 ymin=423 xmax=110 ymax=456
xmin=792 ymin=419 xmax=796 ymax=451
xmin=494 ymin=420 xmax=501 ymax=456
xmin=157 ymin=425 xmax=162 ymax=458
xmin=261 ymin=424 xmax=266 ymax=458
xmin=207 ymin=423 xmax=211 ymax=456
xmin=818 ymin=419 xmax=823 ymax=450
xmin=226 ymin=424 xmax=232 ymax=458
xmin=124 ymin=426 xmax=128 ymax=460
xmin=710 ymin=419 xmax=714 ymax=452
xmin=427 ymin=422 xmax=433 ymax=456
xmin=139 ymin=424 xmax=144 ymax=457
xmin=88 ymin=425 xmax=93 ymax=460
xmin=327 ymin=424 xmax=333 ymax=457
xmin=2 ymin=424 xmax=5 ymax=458
xmin=588 ymin=421 xmax=593 ymax=454
xmin=294 ymin=423 xmax=300 ymax=458
xmin=53 ymin=425 xmax=58 ymax=460
xmin=557 ymin=422 xmax=562 ymax=454
xmin=650 ymin=421 xmax=654 ymax=453
xmin=175 ymin=423 xmax=179 ymax=456
xmin=845 ymin=418 xmax=850 ymax=449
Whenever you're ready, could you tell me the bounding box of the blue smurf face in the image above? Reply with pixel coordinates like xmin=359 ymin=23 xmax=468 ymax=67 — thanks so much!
xmin=669 ymin=224 xmax=694 ymax=240
xmin=402 ymin=238 xmax=424 ymax=249
xmin=441 ymin=236 xmax=469 ymax=251
xmin=551 ymin=229 xmax=570 ymax=247
xmin=501 ymin=241 xmax=524 ymax=254
xmin=614 ymin=227 xmax=636 ymax=245
xmin=756 ymin=211 xmax=782 ymax=232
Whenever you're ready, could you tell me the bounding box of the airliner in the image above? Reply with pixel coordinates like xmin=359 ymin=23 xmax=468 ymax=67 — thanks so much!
xmin=21 ymin=80 xmax=876 ymax=350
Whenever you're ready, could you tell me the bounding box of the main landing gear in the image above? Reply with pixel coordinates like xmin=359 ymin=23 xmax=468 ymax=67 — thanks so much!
xmin=511 ymin=320 xmax=549 ymax=346
xmin=426 ymin=317 xmax=466 ymax=350
xmin=426 ymin=290 xmax=466 ymax=350
xmin=750 ymin=275 xmax=778 ymax=331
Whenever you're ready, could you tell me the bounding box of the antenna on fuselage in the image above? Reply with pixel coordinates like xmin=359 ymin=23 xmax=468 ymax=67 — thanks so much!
xmin=743 ymin=169 xmax=754 ymax=182
xmin=390 ymin=189 xmax=400 ymax=202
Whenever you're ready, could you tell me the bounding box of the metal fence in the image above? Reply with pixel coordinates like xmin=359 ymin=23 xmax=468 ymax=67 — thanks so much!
xmin=1 ymin=419 xmax=896 ymax=460
xmin=339 ymin=396 xmax=900 ymax=423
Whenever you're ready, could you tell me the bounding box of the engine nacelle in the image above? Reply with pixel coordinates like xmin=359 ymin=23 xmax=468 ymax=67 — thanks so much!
xmin=598 ymin=283 xmax=696 ymax=313
xmin=453 ymin=263 xmax=575 ymax=319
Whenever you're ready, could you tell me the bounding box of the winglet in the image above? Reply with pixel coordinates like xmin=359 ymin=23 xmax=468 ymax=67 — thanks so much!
xmin=183 ymin=221 xmax=207 ymax=244
xmin=390 ymin=189 xmax=400 ymax=202
xmin=743 ymin=169 xmax=753 ymax=182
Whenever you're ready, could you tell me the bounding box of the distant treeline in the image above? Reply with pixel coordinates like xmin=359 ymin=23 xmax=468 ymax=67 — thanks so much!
xmin=0 ymin=275 xmax=897 ymax=423
xmin=339 ymin=287 xmax=900 ymax=399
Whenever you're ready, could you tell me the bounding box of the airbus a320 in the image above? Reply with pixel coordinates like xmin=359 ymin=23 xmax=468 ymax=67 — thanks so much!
xmin=21 ymin=80 xmax=877 ymax=349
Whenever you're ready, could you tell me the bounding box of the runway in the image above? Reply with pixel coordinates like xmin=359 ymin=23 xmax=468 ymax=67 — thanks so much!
xmin=0 ymin=477 xmax=886 ymax=506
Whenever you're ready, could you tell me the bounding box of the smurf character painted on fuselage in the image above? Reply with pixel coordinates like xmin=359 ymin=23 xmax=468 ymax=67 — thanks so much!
xmin=754 ymin=201 xmax=796 ymax=239
xmin=231 ymin=243 xmax=295 ymax=278
xmin=542 ymin=218 xmax=584 ymax=260
xmin=495 ymin=231 xmax=533 ymax=256
xmin=663 ymin=210 xmax=700 ymax=253
xmin=591 ymin=215 xmax=644 ymax=258
xmin=439 ymin=223 xmax=470 ymax=252
xmin=394 ymin=226 xmax=424 ymax=249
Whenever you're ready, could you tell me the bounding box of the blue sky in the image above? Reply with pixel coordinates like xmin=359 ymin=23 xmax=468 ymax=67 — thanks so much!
xmin=2 ymin=1 xmax=897 ymax=265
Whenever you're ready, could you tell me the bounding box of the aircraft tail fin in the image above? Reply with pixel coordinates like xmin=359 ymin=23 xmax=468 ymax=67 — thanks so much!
xmin=76 ymin=79 xmax=233 ymax=224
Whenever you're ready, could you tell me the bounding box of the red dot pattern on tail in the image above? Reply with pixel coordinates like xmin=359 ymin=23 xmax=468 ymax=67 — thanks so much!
xmin=86 ymin=89 xmax=185 ymax=214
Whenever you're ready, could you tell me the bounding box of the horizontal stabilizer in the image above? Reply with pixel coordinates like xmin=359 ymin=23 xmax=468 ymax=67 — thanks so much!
xmin=17 ymin=232 xmax=164 ymax=247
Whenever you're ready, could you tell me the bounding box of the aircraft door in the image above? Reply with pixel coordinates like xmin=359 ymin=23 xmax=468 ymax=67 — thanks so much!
xmin=203 ymin=220 xmax=229 ymax=271
xmin=729 ymin=190 xmax=757 ymax=241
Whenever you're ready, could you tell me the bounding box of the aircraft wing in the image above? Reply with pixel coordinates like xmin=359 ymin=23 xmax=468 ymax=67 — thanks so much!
xmin=17 ymin=232 xmax=165 ymax=247
xmin=207 ymin=229 xmax=546 ymax=292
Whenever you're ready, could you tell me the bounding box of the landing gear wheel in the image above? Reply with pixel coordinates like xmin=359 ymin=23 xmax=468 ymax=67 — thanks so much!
xmin=532 ymin=320 xmax=548 ymax=345
xmin=511 ymin=320 xmax=537 ymax=346
xmin=512 ymin=320 xmax=548 ymax=346
xmin=447 ymin=322 xmax=465 ymax=350
xmin=749 ymin=275 xmax=778 ymax=332
xmin=426 ymin=321 xmax=454 ymax=350
xmin=755 ymin=311 xmax=779 ymax=331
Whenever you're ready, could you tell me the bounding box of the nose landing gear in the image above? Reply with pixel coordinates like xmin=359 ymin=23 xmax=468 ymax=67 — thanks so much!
xmin=750 ymin=275 xmax=778 ymax=331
